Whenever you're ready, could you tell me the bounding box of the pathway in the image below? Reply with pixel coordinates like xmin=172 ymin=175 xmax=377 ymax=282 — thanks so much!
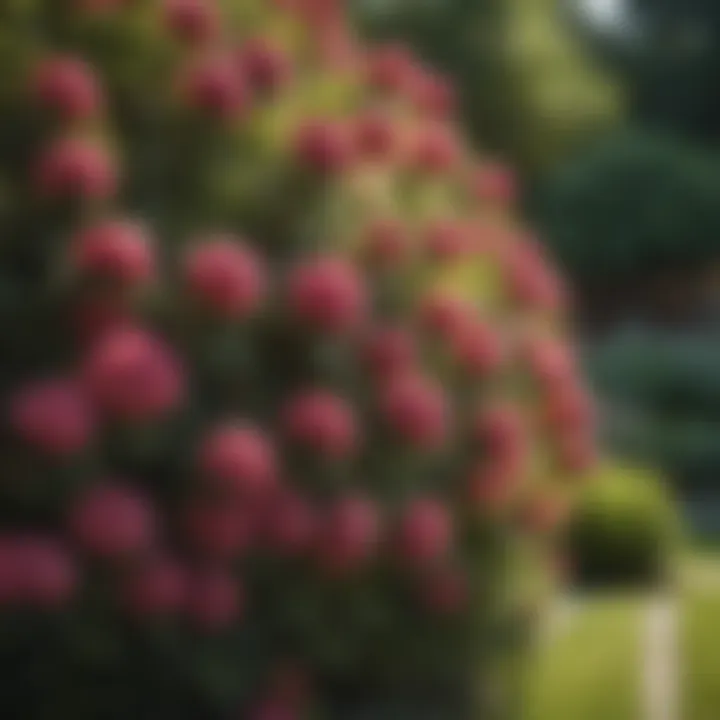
xmin=642 ymin=595 xmax=680 ymax=720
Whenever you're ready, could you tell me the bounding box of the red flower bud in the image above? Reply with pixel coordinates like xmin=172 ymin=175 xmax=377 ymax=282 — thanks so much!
xmin=294 ymin=120 xmax=353 ymax=174
xmin=32 ymin=56 xmax=103 ymax=121
xmin=73 ymin=220 xmax=155 ymax=286
xmin=240 ymin=38 xmax=292 ymax=94
xmin=419 ymin=293 xmax=472 ymax=342
xmin=316 ymin=495 xmax=380 ymax=575
xmin=183 ymin=236 xmax=266 ymax=319
xmin=185 ymin=56 xmax=249 ymax=120
xmin=450 ymin=320 xmax=504 ymax=377
xmin=366 ymin=44 xmax=416 ymax=95
xmin=69 ymin=482 xmax=155 ymax=558
xmin=287 ymin=257 xmax=366 ymax=333
xmin=198 ymin=423 xmax=277 ymax=497
xmin=354 ymin=110 xmax=396 ymax=160
xmin=83 ymin=327 xmax=185 ymax=420
xmin=35 ymin=138 xmax=117 ymax=200
xmin=4 ymin=537 xmax=78 ymax=609
xmin=281 ymin=390 xmax=358 ymax=458
xmin=472 ymin=403 xmax=525 ymax=454
xmin=396 ymin=498 xmax=452 ymax=568
xmin=425 ymin=221 xmax=470 ymax=262
xmin=164 ymin=0 xmax=220 ymax=45
xmin=9 ymin=378 xmax=93 ymax=456
xmin=412 ymin=72 xmax=456 ymax=119
xmin=381 ymin=373 xmax=448 ymax=449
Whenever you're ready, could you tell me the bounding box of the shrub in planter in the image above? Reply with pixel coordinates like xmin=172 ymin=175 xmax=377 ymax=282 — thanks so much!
xmin=0 ymin=1 xmax=594 ymax=718
xmin=565 ymin=463 xmax=679 ymax=588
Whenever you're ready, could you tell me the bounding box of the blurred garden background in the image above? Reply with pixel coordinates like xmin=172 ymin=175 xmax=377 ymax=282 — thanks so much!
xmin=351 ymin=0 xmax=720 ymax=717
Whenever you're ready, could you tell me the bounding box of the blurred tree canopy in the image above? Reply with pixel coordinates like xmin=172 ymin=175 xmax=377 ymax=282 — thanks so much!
xmin=352 ymin=0 xmax=621 ymax=175
xmin=569 ymin=0 xmax=720 ymax=141
xmin=535 ymin=130 xmax=720 ymax=326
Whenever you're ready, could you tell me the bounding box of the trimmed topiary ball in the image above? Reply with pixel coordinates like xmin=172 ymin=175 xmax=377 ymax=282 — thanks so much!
xmin=564 ymin=463 xmax=679 ymax=589
xmin=0 ymin=1 xmax=594 ymax=718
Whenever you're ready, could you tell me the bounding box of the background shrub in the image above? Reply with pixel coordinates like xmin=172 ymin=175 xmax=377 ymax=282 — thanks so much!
xmin=565 ymin=462 xmax=679 ymax=588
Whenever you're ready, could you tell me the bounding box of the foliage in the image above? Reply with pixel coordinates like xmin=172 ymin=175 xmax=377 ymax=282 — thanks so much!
xmin=352 ymin=0 xmax=621 ymax=175
xmin=587 ymin=327 xmax=720 ymax=492
xmin=536 ymin=130 xmax=720 ymax=285
xmin=0 ymin=0 xmax=592 ymax=718
xmin=568 ymin=0 xmax=720 ymax=141
xmin=565 ymin=463 xmax=679 ymax=587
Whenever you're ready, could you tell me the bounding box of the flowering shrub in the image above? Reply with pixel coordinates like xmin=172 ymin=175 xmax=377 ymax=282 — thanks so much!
xmin=0 ymin=0 xmax=595 ymax=717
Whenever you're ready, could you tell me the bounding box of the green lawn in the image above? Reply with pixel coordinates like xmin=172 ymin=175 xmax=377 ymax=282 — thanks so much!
xmin=523 ymin=551 xmax=720 ymax=720
xmin=523 ymin=596 xmax=644 ymax=720
xmin=682 ymin=567 xmax=720 ymax=720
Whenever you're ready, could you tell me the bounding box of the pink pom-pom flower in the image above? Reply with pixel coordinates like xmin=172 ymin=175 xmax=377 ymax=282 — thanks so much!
xmin=411 ymin=71 xmax=456 ymax=120
xmin=424 ymin=221 xmax=470 ymax=262
xmin=9 ymin=377 xmax=93 ymax=457
xmin=380 ymin=373 xmax=449 ymax=449
xmin=523 ymin=336 xmax=576 ymax=389
xmin=450 ymin=320 xmax=504 ymax=377
xmin=472 ymin=403 xmax=526 ymax=455
xmin=365 ymin=44 xmax=416 ymax=96
xmin=281 ymin=390 xmax=358 ymax=458
xmin=354 ymin=110 xmax=396 ymax=160
xmin=419 ymin=293 xmax=472 ymax=343
xmin=32 ymin=56 xmax=103 ymax=121
xmin=35 ymin=138 xmax=117 ymax=200
xmin=83 ymin=327 xmax=185 ymax=420
xmin=68 ymin=482 xmax=156 ymax=558
xmin=294 ymin=120 xmax=353 ymax=174
xmin=164 ymin=0 xmax=220 ymax=45
xmin=198 ymin=423 xmax=277 ymax=497
xmin=240 ymin=38 xmax=292 ymax=94
xmin=3 ymin=537 xmax=78 ymax=609
xmin=287 ymin=256 xmax=366 ymax=333
xmin=184 ymin=56 xmax=249 ymax=120
xmin=72 ymin=220 xmax=155 ymax=286
xmin=183 ymin=236 xmax=266 ymax=319
xmin=395 ymin=498 xmax=452 ymax=568
xmin=315 ymin=495 xmax=380 ymax=575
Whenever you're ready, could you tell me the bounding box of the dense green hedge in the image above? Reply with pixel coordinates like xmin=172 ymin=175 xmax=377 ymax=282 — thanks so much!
xmin=586 ymin=328 xmax=720 ymax=491
xmin=536 ymin=130 xmax=720 ymax=284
